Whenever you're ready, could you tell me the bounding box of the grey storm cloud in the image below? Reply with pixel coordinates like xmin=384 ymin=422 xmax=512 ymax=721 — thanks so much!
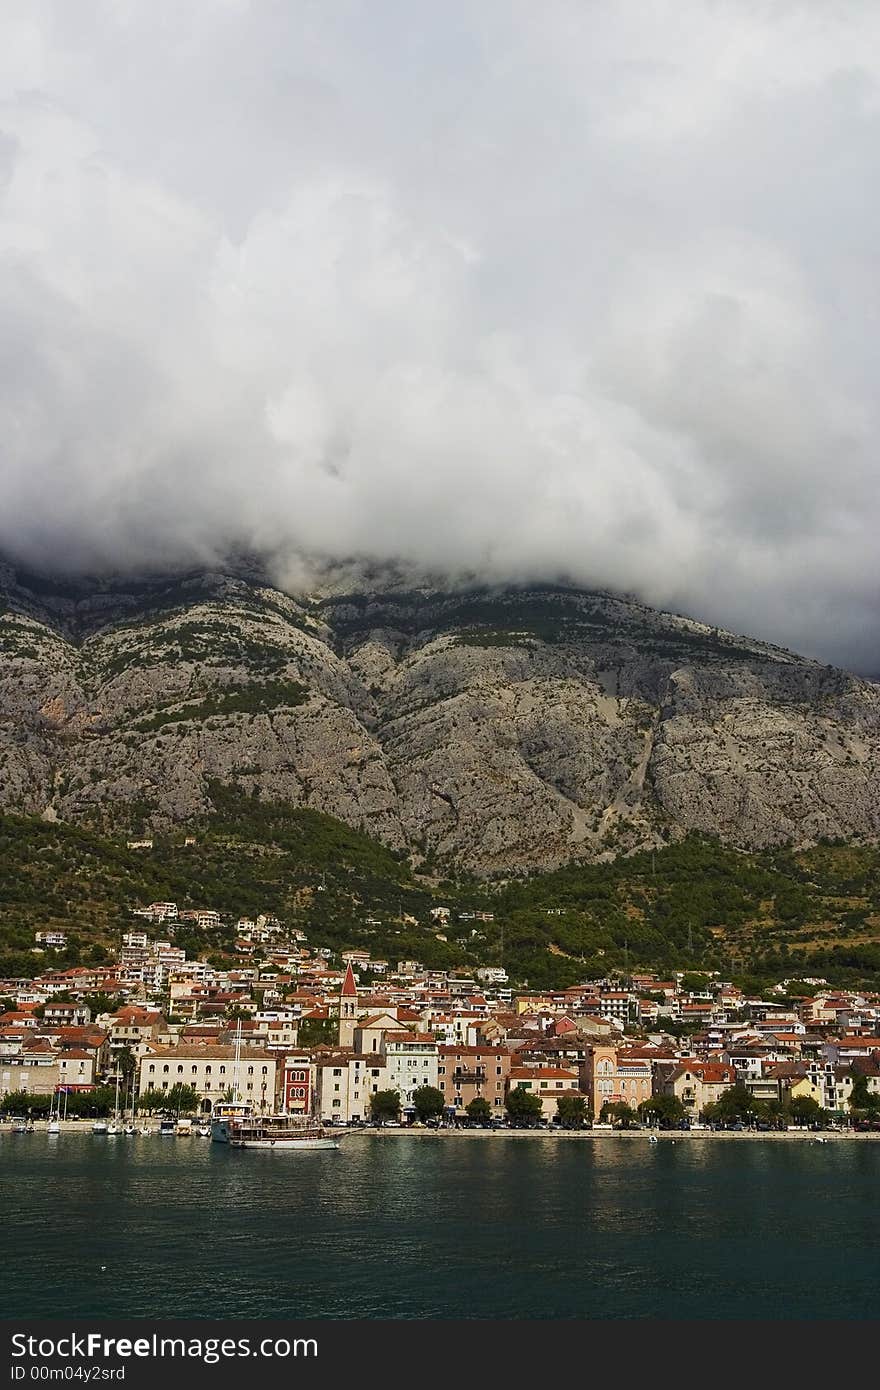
xmin=0 ymin=1 xmax=878 ymax=669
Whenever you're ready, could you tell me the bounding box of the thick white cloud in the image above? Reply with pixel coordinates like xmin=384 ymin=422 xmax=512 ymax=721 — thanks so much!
xmin=0 ymin=1 xmax=878 ymax=668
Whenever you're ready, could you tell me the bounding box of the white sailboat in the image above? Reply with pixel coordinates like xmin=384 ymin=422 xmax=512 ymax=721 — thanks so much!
xmin=124 ymin=1073 xmax=137 ymax=1134
xmin=47 ymin=1086 xmax=69 ymax=1134
xmin=106 ymin=1070 xmax=122 ymax=1135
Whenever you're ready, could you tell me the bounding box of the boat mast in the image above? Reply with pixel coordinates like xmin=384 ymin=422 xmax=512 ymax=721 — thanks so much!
xmin=232 ymin=1018 xmax=243 ymax=1103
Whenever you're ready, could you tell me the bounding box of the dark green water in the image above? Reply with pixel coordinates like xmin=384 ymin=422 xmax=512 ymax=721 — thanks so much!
xmin=1 ymin=1133 xmax=878 ymax=1319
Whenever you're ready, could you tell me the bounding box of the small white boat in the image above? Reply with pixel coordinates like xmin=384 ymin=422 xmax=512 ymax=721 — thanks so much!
xmin=11 ymin=1119 xmax=28 ymax=1134
xmin=139 ymin=1126 xmax=152 ymax=1136
xmin=92 ymin=1121 xmax=109 ymax=1134
xmin=196 ymin=1125 xmax=211 ymax=1137
xmin=648 ymin=1134 xmax=658 ymax=1144
xmin=124 ymin=1124 xmax=137 ymax=1136
xmin=47 ymin=1119 xmax=60 ymax=1134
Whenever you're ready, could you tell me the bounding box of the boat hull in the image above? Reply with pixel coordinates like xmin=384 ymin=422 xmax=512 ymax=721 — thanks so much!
xmin=229 ymin=1137 xmax=340 ymax=1150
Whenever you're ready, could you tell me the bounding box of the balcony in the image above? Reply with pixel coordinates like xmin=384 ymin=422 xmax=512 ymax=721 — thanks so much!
xmin=453 ymin=1070 xmax=486 ymax=1084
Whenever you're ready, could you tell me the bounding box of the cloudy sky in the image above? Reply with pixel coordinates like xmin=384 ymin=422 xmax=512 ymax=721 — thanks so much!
xmin=0 ymin=1 xmax=878 ymax=668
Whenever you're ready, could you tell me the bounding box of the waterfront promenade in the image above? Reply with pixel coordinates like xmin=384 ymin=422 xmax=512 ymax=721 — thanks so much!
xmin=2 ymin=1118 xmax=878 ymax=1141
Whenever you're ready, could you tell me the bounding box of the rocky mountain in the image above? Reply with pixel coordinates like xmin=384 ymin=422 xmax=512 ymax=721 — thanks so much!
xmin=1 ymin=559 xmax=878 ymax=873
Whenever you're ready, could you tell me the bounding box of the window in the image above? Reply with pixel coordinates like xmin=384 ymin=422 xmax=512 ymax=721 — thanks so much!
xmin=219 ymin=1066 xmax=226 ymax=1075
xmin=148 ymin=1065 xmax=155 ymax=1074
xmin=177 ymin=1065 xmax=184 ymax=1074
xmin=205 ymin=1065 xmax=211 ymax=1075
xmin=163 ymin=1065 xmax=169 ymax=1074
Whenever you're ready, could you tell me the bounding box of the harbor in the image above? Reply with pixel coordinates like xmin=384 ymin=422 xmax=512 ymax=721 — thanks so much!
xmin=1 ymin=1129 xmax=878 ymax=1320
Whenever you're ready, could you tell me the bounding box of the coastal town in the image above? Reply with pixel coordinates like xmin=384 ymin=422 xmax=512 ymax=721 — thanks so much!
xmin=3 ymin=897 xmax=880 ymax=1135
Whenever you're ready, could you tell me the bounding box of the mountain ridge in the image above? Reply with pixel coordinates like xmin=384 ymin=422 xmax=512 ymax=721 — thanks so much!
xmin=1 ymin=559 xmax=878 ymax=873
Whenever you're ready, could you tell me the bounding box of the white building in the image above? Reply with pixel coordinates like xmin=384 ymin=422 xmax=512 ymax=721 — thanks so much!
xmin=382 ymin=1032 xmax=439 ymax=1114
xmin=138 ymin=1046 xmax=277 ymax=1113
xmin=314 ymin=1053 xmax=388 ymax=1124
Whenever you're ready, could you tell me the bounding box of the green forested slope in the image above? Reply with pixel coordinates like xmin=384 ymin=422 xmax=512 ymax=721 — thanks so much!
xmin=2 ymin=790 xmax=879 ymax=991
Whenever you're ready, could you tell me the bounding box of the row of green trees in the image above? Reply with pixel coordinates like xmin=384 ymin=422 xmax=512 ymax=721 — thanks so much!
xmin=1 ymin=1083 xmax=203 ymax=1119
xmin=8 ymin=1074 xmax=877 ymax=1128
xmin=367 ymin=1084 xmax=589 ymax=1128
xmin=596 ymin=1084 xmax=856 ymax=1130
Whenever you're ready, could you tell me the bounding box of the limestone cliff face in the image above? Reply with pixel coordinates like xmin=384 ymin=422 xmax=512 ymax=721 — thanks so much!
xmin=1 ymin=561 xmax=878 ymax=871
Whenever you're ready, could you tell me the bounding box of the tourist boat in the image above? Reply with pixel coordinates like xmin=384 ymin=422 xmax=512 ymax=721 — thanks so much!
xmin=227 ymin=1114 xmax=341 ymax=1151
xmin=209 ymin=1022 xmax=255 ymax=1144
xmin=210 ymin=1098 xmax=255 ymax=1143
xmin=159 ymin=1117 xmax=177 ymax=1136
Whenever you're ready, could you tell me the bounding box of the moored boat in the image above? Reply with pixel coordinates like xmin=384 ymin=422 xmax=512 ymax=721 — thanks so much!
xmin=210 ymin=1098 xmax=255 ymax=1143
xmin=228 ymin=1114 xmax=340 ymax=1151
